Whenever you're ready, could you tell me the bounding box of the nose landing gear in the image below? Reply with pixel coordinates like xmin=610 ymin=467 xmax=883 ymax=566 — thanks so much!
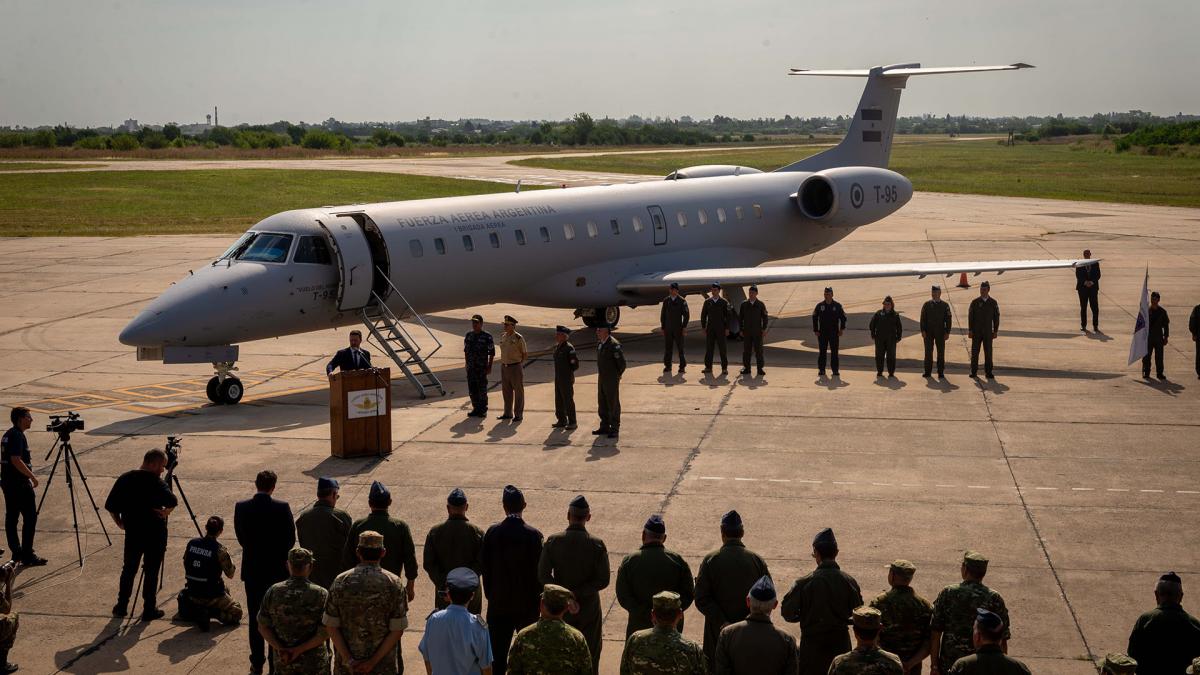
xmin=206 ymin=361 xmax=243 ymax=405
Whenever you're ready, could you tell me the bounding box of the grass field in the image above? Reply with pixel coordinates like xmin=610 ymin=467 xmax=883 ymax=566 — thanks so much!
xmin=512 ymin=140 xmax=1200 ymax=208
xmin=0 ymin=170 xmax=542 ymax=236
xmin=0 ymin=162 xmax=106 ymax=171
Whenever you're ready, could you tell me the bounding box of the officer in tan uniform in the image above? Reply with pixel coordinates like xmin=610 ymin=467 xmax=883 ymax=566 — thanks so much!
xmin=498 ymin=315 xmax=528 ymax=421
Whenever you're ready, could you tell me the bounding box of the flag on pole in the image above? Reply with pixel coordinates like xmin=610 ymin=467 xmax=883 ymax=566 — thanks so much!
xmin=1127 ymin=268 xmax=1150 ymax=365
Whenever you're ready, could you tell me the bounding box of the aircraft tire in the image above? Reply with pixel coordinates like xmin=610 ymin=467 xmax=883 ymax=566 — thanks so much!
xmin=217 ymin=378 xmax=244 ymax=405
xmin=206 ymin=377 xmax=220 ymax=403
xmin=582 ymin=306 xmax=621 ymax=328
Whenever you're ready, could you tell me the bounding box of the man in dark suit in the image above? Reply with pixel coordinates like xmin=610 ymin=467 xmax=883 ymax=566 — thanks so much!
xmin=325 ymin=329 xmax=371 ymax=376
xmin=480 ymin=485 xmax=544 ymax=675
xmin=1076 ymin=251 xmax=1101 ymax=331
xmin=234 ymin=470 xmax=296 ymax=675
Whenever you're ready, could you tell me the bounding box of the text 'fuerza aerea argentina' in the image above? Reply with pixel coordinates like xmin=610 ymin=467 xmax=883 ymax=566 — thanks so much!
xmin=396 ymin=204 xmax=559 ymax=229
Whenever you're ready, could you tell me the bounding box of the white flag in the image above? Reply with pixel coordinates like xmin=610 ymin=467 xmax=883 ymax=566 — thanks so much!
xmin=1127 ymin=269 xmax=1150 ymax=365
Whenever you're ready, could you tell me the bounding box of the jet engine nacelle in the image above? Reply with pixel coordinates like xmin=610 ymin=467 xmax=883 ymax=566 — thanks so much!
xmin=793 ymin=166 xmax=913 ymax=227
xmin=665 ymin=165 xmax=764 ymax=180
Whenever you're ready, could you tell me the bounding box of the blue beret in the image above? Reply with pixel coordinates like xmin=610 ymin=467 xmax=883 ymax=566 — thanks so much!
xmin=317 ymin=476 xmax=339 ymax=493
xmin=502 ymin=484 xmax=524 ymax=507
xmin=813 ymin=527 xmax=837 ymax=548
xmin=644 ymin=514 xmax=665 ymax=535
xmin=975 ymin=608 xmax=1004 ymax=631
xmin=556 ymin=325 xmax=571 ymax=335
xmin=446 ymin=566 xmax=479 ymax=591
xmin=369 ymin=480 xmax=390 ymax=502
xmin=569 ymin=494 xmax=590 ymax=510
xmin=669 ymin=282 xmax=679 ymax=290
xmin=721 ymin=510 xmax=742 ymax=528
xmin=447 ymin=488 xmax=467 ymax=506
xmin=749 ymin=575 xmax=776 ymax=601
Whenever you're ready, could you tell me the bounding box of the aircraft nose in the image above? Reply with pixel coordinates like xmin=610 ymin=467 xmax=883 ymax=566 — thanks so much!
xmin=119 ymin=310 xmax=164 ymax=347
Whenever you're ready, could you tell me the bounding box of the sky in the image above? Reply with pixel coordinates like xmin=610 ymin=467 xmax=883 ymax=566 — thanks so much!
xmin=2 ymin=0 xmax=1197 ymax=128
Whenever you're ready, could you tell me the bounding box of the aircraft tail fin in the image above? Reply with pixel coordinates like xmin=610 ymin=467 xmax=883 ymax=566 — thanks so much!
xmin=776 ymin=63 xmax=1033 ymax=173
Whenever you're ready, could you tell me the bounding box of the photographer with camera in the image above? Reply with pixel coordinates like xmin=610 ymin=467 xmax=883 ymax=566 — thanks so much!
xmin=104 ymin=449 xmax=178 ymax=621
xmin=2 ymin=407 xmax=45 ymax=566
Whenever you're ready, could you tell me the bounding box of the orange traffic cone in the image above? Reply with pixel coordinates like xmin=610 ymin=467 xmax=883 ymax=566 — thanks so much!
xmin=957 ymin=272 xmax=970 ymax=288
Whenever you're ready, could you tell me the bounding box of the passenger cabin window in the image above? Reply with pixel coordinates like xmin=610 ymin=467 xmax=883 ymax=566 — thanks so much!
xmin=632 ymin=216 xmax=645 ymax=232
xmin=434 ymin=237 xmax=446 ymax=255
xmin=676 ymin=211 xmax=687 ymax=227
xmin=716 ymin=207 xmax=727 ymax=224
xmin=610 ymin=219 xmax=621 ymax=235
xmin=409 ymin=239 xmax=424 ymax=258
xmin=753 ymin=204 xmax=763 ymax=219
xmin=515 ymin=229 xmax=526 ymax=246
xmin=489 ymin=232 xmax=500 ymax=248
xmin=697 ymin=209 xmax=708 ymax=225
xmin=236 ymin=232 xmax=293 ymax=263
xmin=293 ymin=236 xmax=332 ymax=264
xmin=539 ymin=226 xmax=551 ymax=243
xmin=564 ymin=223 xmax=576 ymax=240
xmin=462 ymin=235 xmax=474 ymax=252
xmin=586 ymin=221 xmax=598 ymax=238
xmin=735 ymin=206 xmax=745 ymax=221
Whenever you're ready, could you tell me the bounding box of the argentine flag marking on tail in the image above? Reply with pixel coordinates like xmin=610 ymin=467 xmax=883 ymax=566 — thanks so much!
xmin=1127 ymin=269 xmax=1150 ymax=365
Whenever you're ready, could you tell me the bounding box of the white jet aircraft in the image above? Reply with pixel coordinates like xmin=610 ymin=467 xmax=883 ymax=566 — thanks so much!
xmin=120 ymin=62 xmax=1096 ymax=404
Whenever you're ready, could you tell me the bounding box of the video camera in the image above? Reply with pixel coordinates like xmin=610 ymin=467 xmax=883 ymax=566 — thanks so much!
xmin=165 ymin=436 xmax=182 ymax=472
xmin=47 ymin=411 xmax=84 ymax=437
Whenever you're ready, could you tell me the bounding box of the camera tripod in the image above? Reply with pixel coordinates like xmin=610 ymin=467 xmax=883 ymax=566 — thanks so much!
xmin=35 ymin=429 xmax=111 ymax=568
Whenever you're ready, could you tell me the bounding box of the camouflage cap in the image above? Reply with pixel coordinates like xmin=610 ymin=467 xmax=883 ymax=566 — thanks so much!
xmin=652 ymin=591 xmax=682 ymax=613
xmin=962 ymin=550 xmax=989 ymax=572
xmin=357 ymin=530 xmax=385 ymax=549
xmin=542 ymin=583 xmax=575 ymax=605
xmin=888 ymin=559 xmax=917 ymax=579
xmin=288 ymin=547 xmax=314 ymax=566
xmin=851 ymin=606 xmax=883 ymax=630
xmin=1186 ymin=656 xmax=1200 ymax=675
xmin=1100 ymin=653 xmax=1138 ymax=674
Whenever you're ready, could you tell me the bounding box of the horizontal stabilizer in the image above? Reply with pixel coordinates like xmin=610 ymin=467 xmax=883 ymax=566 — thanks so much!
xmin=788 ymin=63 xmax=1034 ymax=77
xmin=617 ymin=258 xmax=1095 ymax=294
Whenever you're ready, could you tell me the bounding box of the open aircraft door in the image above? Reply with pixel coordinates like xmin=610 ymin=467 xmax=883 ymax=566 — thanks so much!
xmin=317 ymin=217 xmax=375 ymax=312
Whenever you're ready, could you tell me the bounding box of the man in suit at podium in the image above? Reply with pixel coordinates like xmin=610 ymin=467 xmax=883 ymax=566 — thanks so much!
xmin=326 ymin=330 xmax=372 ymax=376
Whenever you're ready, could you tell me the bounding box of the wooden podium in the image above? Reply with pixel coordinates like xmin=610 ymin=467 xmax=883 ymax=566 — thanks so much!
xmin=329 ymin=368 xmax=392 ymax=458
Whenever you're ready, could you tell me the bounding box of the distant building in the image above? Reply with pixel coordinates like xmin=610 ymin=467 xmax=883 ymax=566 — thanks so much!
xmin=121 ymin=118 xmax=140 ymax=133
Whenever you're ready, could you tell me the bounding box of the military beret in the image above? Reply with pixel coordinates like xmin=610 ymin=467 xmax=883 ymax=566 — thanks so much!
xmin=446 ymin=566 xmax=479 ymax=591
xmin=824 ymin=286 xmax=833 ymax=293
xmin=357 ymin=530 xmax=385 ymax=549
xmin=932 ymin=284 xmax=941 ymax=291
xmin=502 ymin=484 xmax=525 ymax=507
xmin=503 ymin=315 xmax=517 ymax=325
xmin=1161 ymin=571 xmax=1182 ymax=584
xmin=1186 ymin=656 xmax=1200 ymax=675
xmin=980 ymin=280 xmax=991 ymax=288
xmin=813 ymin=527 xmax=837 ymax=548
xmin=447 ymin=487 xmax=467 ymax=506
xmin=851 ymin=606 xmax=883 ymax=630
xmin=749 ymin=285 xmax=759 ymax=292
xmin=720 ymin=510 xmax=742 ymax=529
xmin=652 ymin=591 xmax=681 ymax=612
xmin=471 ymin=314 xmax=484 ymax=323
xmin=542 ymin=583 xmax=575 ymax=605
xmin=556 ymin=325 xmax=571 ymax=335
xmin=288 ymin=547 xmax=314 ymax=566
xmin=369 ymin=480 xmax=390 ymax=502
xmin=317 ymin=476 xmax=339 ymax=493
xmin=748 ymin=575 xmax=776 ymax=601
xmin=962 ymin=550 xmax=989 ymax=571
xmin=669 ymin=282 xmax=680 ymax=290
xmin=883 ymin=295 xmax=893 ymax=304
xmin=975 ymin=607 xmax=1004 ymax=632
xmin=711 ymin=282 xmax=721 ymax=289
xmin=1151 ymin=291 xmax=1160 ymax=299
xmin=888 ymin=560 xmax=917 ymax=578
xmin=644 ymin=514 xmax=666 ymax=535
xmin=1101 ymin=653 xmax=1138 ymax=674
xmin=569 ymin=494 xmax=590 ymax=510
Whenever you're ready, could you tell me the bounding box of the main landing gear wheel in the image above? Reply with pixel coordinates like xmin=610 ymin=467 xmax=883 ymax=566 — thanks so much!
xmin=216 ymin=378 xmax=244 ymax=405
xmin=206 ymin=377 xmax=220 ymax=403
xmin=581 ymin=306 xmax=621 ymax=328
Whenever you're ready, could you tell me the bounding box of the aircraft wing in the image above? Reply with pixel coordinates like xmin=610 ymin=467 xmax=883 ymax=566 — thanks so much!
xmin=616 ymin=258 xmax=1098 ymax=294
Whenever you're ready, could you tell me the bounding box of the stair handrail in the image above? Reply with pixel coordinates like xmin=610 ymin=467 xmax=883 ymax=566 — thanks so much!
xmin=372 ymin=267 xmax=443 ymax=360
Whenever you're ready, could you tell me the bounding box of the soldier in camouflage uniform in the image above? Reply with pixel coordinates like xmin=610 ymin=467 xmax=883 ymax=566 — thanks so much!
xmin=1098 ymin=653 xmax=1137 ymax=675
xmin=945 ymin=610 xmax=1029 ymax=675
xmin=507 ymin=584 xmax=592 ymax=675
xmin=616 ymin=514 xmax=695 ymax=637
xmin=828 ymin=607 xmax=903 ymax=675
xmin=324 ymin=531 xmax=410 ymax=675
xmin=423 ymin=488 xmax=484 ymax=613
xmin=694 ymin=510 xmax=770 ymax=668
xmin=258 ymin=547 xmax=330 ymax=675
xmin=620 ymin=591 xmax=707 ymax=675
xmin=538 ymin=495 xmax=610 ymax=674
xmin=869 ymin=560 xmax=933 ymax=674
xmin=295 ymin=476 xmax=352 ymax=590
xmin=181 ymin=515 xmax=244 ymax=629
xmin=464 ymin=314 xmax=495 ymax=418
xmin=781 ymin=528 xmax=863 ymax=675
xmin=929 ymin=551 xmax=1009 ymax=675
xmin=0 ymin=561 xmax=18 ymax=674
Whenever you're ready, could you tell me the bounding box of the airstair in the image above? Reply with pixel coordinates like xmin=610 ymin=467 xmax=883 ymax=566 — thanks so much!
xmin=359 ymin=269 xmax=445 ymax=399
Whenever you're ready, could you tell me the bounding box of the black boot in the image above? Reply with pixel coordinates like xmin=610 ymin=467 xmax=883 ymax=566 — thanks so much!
xmin=0 ymin=649 xmax=17 ymax=673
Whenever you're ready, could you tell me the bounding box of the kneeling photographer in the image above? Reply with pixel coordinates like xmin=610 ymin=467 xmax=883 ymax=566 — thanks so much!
xmin=104 ymin=448 xmax=177 ymax=621
xmin=1 ymin=408 xmax=46 ymax=567
xmin=180 ymin=515 xmax=243 ymax=630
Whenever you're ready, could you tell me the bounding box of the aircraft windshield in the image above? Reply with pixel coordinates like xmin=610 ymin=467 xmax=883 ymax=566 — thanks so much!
xmin=219 ymin=232 xmax=257 ymax=260
xmin=235 ymin=233 xmax=294 ymax=263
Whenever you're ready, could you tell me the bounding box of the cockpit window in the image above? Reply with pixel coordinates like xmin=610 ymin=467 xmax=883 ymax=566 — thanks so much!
xmin=219 ymin=232 xmax=257 ymax=260
xmin=236 ymin=233 xmax=293 ymax=263
xmin=294 ymin=236 xmax=333 ymax=264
